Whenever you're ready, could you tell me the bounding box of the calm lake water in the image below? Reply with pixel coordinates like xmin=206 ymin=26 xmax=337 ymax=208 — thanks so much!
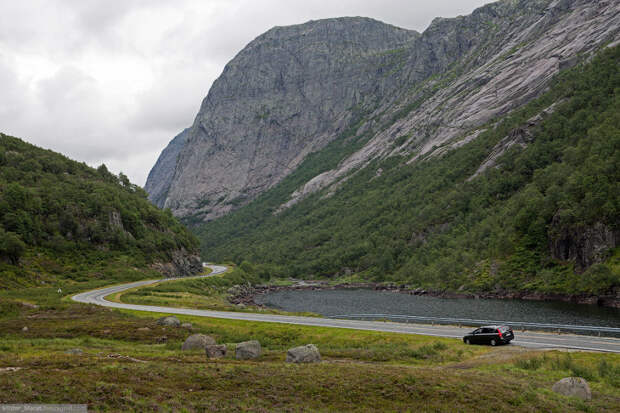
xmin=255 ymin=289 xmax=620 ymax=327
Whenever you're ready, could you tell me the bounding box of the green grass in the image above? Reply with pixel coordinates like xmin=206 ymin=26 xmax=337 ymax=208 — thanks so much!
xmin=116 ymin=269 xmax=318 ymax=316
xmin=1 ymin=299 xmax=619 ymax=412
xmin=1 ymin=267 xmax=619 ymax=411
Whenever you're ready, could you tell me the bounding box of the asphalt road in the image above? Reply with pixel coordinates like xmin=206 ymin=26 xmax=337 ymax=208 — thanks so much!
xmin=72 ymin=265 xmax=620 ymax=353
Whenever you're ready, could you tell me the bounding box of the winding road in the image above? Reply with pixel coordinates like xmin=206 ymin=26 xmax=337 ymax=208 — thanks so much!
xmin=72 ymin=265 xmax=620 ymax=353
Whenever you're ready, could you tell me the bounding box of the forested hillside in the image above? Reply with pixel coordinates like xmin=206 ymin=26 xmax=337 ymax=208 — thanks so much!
xmin=0 ymin=135 xmax=201 ymax=288
xmin=196 ymin=45 xmax=619 ymax=297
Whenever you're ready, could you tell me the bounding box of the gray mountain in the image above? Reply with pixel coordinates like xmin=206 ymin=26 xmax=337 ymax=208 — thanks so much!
xmin=146 ymin=0 xmax=620 ymax=221
xmin=148 ymin=16 xmax=417 ymax=219
xmin=145 ymin=128 xmax=189 ymax=208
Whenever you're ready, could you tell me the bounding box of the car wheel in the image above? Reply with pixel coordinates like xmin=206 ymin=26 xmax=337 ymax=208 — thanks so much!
xmin=465 ymin=338 xmax=470 ymax=345
xmin=490 ymin=339 xmax=497 ymax=346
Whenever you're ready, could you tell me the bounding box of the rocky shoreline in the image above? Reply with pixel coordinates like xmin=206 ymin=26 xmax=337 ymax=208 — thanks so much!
xmin=228 ymin=281 xmax=620 ymax=309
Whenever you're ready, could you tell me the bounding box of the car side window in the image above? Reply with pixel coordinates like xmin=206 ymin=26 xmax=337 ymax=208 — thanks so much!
xmin=473 ymin=328 xmax=482 ymax=334
xmin=481 ymin=328 xmax=493 ymax=334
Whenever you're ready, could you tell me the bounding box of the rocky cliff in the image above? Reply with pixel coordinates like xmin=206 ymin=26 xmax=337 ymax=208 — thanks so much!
xmin=145 ymin=128 xmax=189 ymax=208
xmin=148 ymin=17 xmax=417 ymax=219
xmin=147 ymin=0 xmax=620 ymax=221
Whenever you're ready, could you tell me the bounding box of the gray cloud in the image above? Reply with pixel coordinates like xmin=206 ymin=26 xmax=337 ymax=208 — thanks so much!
xmin=0 ymin=0 xmax=489 ymax=186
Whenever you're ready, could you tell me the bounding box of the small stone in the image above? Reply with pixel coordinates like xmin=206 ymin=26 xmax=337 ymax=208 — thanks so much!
xmin=20 ymin=302 xmax=38 ymax=309
xmin=552 ymin=377 xmax=591 ymax=400
xmin=156 ymin=316 xmax=181 ymax=327
xmin=22 ymin=326 xmax=28 ymax=332
xmin=206 ymin=344 xmax=227 ymax=359
xmin=286 ymin=344 xmax=321 ymax=363
xmin=65 ymin=348 xmax=83 ymax=355
xmin=181 ymin=322 xmax=193 ymax=329
xmin=182 ymin=334 xmax=216 ymax=351
xmin=137 ymin=327 xmax=151 ymax=332
xmin=235 ymin=340 xmax=262 ymax=360
xmin=101 ymin=329 xmax=111 ymax=334
xmin=155 ymin=336 xmax=168 ymax=343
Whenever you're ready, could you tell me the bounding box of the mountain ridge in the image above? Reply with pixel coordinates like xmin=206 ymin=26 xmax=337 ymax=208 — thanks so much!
xmin=147 ymin=0 xmax=620 ymax=222
xmin=195 ymin=45 xmax=619 ymax=298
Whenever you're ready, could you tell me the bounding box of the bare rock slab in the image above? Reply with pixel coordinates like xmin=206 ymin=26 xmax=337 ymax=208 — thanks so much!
xmin=206 ymin=344 xmax=227 ymax=359
xmin=236 ymin=340 xmax=262 ymax=360
xmin=156 ymin=316 xmax=181 ymax=327
xmin=286 ymin=344 xmax=321 ymax=363
xmin=552 ymin=377 xmax=591 ymax=400
xmin=182 ymin=334 xmax=216 ymax=351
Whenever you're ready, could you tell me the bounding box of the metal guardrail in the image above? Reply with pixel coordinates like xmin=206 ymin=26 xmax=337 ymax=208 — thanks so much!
xmin=326 ymin=314 xmax=620 ymax=337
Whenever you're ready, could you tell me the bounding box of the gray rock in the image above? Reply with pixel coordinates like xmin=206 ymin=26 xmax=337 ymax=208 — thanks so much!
xmin=181 ymin=322 xmax=193 ymax=329
xmin=235 ymin=340 xmax=262 ymax=360
xmin=20 ymin=302 xmax=38 ymax=309
xmin=65 ymin=348 xmax=83 ymax=355
xmin=286 ymin=344 xmax=321 ymax=363
xmin=21 ymin=326 xmax=28 ymax=332
xmin=145 ymin=1 xmax=620 ymax=222
xmin=552 ymin=377 xmax=592 ymax=400
xmin=468 ymin=100 xmax=563 ymax=181
xmin=182 ymin=334 xmax=216 ymax=351
xmin=156 ymin=316 xmax=181 ymax=327
xmin=147 ymin=17 xmax=417 ymax=220
xmin=151 ymin=248 xmax=202 ymax=277
xmin=549 ymin=221 xmax=619 ymax=273
xmin=206 ymin=344 xmax=227 ymax=359
xmin=145 ymin=128 xmax=190 ymax=207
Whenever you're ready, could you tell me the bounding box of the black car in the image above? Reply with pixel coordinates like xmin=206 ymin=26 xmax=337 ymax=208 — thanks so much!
xmin=463 ymin=325 xmax=514 ymax=346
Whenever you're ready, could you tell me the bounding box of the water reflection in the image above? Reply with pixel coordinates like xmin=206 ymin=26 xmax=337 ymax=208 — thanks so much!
xmin=256 ymin=289 xmax=620 ymax=327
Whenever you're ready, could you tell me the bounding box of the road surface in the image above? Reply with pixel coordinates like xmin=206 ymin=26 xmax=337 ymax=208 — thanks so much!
xmin=72 ymin=265 xmax=620 ymax=353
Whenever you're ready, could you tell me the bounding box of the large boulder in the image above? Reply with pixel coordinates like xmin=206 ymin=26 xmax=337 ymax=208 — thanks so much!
xmin=235 ymin=340 xmax=262 ymax=360
xmin=552 ymin=377 xmax=591 ymax=400
xmin=206 ymin=344 xmax=227 ymax=359
xmin=181 ymin=334 xmax=216 ymax=351
xmin=286 ymin=344 xmax=321 ymax=363
xmin=156 ymin=316 xmax=181 ymax=327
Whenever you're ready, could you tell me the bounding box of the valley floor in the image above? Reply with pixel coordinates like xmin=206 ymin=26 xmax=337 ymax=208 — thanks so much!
xmin=1 ymin=274 xmax=619 ymax=412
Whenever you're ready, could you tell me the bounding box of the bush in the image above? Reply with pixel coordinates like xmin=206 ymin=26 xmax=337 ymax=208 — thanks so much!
xmin=0 ymin=229 xmax=26 ymax=264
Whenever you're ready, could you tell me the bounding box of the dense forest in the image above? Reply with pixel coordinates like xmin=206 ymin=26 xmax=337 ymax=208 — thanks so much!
xmin=0 ymin=135 xmax=200 ymax=288
xmin=195 ymin=45 xmax=619 ymax=296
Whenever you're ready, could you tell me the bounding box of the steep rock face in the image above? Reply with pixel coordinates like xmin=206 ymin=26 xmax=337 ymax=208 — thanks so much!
xmin=280 ymin=0 xmax=620 ymax=208
xmin=145 ymin=128 xmax=189 ymax=208
xmin=549 ymin=222 xmax=619 ymax=272
xmin=147 ymin=0 xmax=620 ymax=221
xmin=467 ymin=100 xmax=563 ymax=180
xmin=151 ymin=248 xmax=202 ymax=277
xmin=154 ymin=17 xmax=417 ymax=220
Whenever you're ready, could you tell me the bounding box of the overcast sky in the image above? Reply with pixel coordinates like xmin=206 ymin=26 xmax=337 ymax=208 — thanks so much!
xmin=0 ymin=0 xmax=490 ymax=186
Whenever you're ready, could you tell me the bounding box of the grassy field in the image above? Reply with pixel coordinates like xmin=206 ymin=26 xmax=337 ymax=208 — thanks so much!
xmin=116 ymin=268 xmax=317 ymax=316
xmin=1 ymin=273 xmax=619 ymax=411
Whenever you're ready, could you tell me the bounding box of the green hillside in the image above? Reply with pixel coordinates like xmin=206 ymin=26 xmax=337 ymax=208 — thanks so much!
xmin=195 ymin=45 xmax=619 ymax=296
xmin=0 ymin=134 xmax=200 ymax=289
